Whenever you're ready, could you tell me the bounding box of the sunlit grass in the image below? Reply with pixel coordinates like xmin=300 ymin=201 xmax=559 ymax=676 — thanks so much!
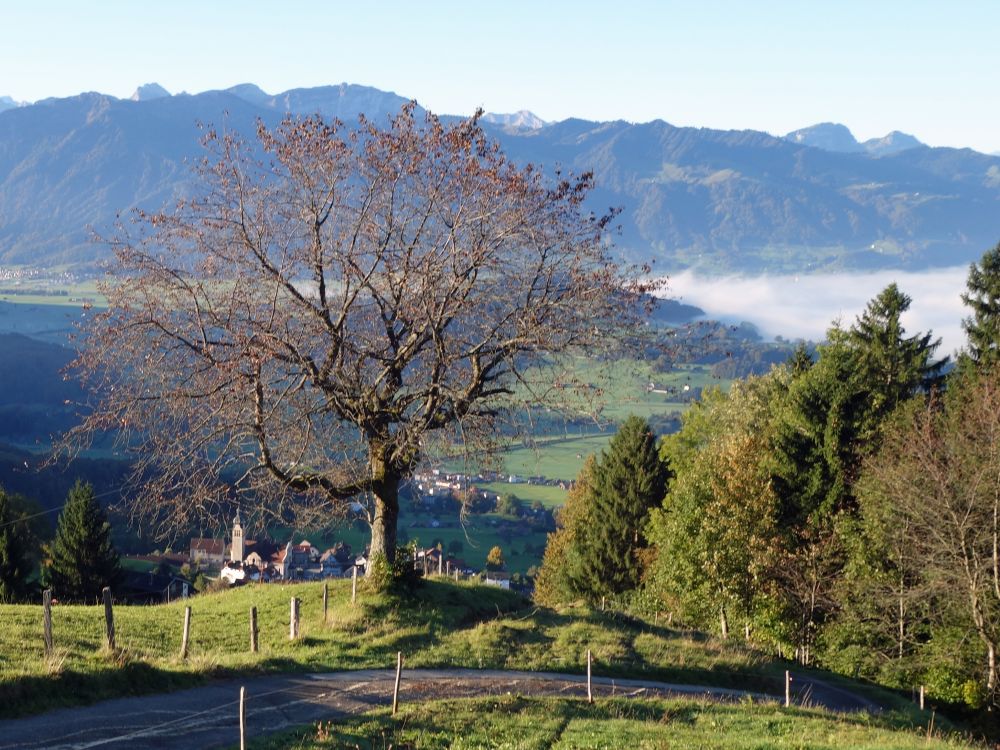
xmin=243 ymin=695 xmax=976 ymax=750
xmin=0 ymin=579 xmax=830 ymax=719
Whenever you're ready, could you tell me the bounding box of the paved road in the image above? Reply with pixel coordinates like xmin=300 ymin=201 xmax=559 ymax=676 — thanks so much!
xmin=0 ymin=668 xmax=879 ymax=750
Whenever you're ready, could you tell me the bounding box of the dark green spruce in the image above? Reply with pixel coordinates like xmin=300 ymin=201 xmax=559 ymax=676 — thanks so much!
xmin=574 ymin=415 xmax=669 ymax=599
xmin=42 ymin=480 xmax=122 ymax=602
xmin=961 ymin=241 xmax=1000 ymax=369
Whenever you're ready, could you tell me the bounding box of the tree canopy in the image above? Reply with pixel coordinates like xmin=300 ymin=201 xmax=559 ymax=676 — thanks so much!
xmin=0 ymin=487 xmax=36 ymax=603
xmin=70 ymin=106 xmax=654 ymax=565
xmin=962 ymin=241 xmax=1000 ymax=368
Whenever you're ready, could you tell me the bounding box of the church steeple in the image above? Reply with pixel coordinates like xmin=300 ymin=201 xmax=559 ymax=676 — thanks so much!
xmin=231 ymin=511 xmax=244 ymax=563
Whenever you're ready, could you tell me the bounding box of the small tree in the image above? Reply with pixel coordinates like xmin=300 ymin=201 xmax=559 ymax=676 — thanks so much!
xmin=486 ymin=545 xmax=505 ymax=571
xmin=42 ymin=481 xmax=122 ymax=602
xmin=0 ymin=487 xmax=34 ymax=603
xmin=69 ymin=106 xmax=655 ymax=568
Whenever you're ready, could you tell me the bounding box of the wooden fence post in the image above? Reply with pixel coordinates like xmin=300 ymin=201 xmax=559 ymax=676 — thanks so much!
xmin=250 ymin=606 xmax=258 ymax=653
xmin=239 ymin=686 xmax=246 ymax=750
xmin=784 ymin=670 xmax=791 ymax=708
xmin=352 ymin=565 xmax=358 ymax=604
xmin=920 ymin=684 xmax=925 ymax=710
xmin=454 ymin=566 xmax=459 ymax=582
xmin=102 ymin=587 xmax=115 ymax=651
xmin=290 ymin=597 xmax=300 ymax=640
xmin=446 ymin=560 xmax=451 ymax=576
xmin=587 ymin=648 xmax=593 ymax=704
xmin=422 ymin=553 xmax=428 ymax=576
xmin=42 ymin=589 xmax=53 ymax=657
xmin=180 ymin=606 xmax=191 ymax=659
xmin=438 ymin=553 xmax=443 ymax=576
xmin=322 ymin=581 xmax=328 ymax=622
xmin=392 ymin=651 xmax=403 ymax=715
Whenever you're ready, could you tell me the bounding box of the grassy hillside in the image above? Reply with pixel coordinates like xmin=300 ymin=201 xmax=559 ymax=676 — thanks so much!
xmin=0 ymin=580 xmax=936 ymax=731
xmin=246 ymin=696 xmax=975 ymax=750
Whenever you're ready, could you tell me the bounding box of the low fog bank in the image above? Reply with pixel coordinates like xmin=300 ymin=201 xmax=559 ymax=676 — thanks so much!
xmin=663 ymin=267 xmax=970 ymax=357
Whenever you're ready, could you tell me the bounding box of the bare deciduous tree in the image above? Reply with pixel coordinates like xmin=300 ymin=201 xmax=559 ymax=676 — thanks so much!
xmin=69 ymin=106 xmax=654 ymax=565
xmin=863 ymin=372 xmax=1000 ymax=699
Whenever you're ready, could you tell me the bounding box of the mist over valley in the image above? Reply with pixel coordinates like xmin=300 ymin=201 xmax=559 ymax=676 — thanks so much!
xmin=667 ymin=266 xmax=970 ymax=356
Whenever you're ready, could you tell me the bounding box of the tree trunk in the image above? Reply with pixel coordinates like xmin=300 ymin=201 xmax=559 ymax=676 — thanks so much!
xmin=897 ymin=589 xmax=905 ymax=660
xmin=989 ymin=642 xmax=998 ymax=697
xmin=368 ymin=464 xmax=400 ymax=569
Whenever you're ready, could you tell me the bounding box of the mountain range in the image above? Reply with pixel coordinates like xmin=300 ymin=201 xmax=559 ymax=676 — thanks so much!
xmin=2 ymin=82 xmax=1000 ymax=273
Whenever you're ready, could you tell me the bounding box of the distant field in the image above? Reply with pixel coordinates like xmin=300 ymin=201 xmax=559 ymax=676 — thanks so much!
xmin=0 ymin=276 xmax=102 ymax=302
xmin=476 ymin=480 xmax=568 ymax=508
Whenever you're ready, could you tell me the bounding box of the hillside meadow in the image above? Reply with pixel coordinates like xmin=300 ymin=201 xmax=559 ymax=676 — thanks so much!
xmin=0 ymin=580 xmax=920 ymax=724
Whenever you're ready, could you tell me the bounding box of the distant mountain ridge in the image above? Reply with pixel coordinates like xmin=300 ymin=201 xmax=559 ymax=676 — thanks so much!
xmin=1 ymin=82 xmax=999 ymax=273
xmin=784 ymin=122 xmax=925 ymax=156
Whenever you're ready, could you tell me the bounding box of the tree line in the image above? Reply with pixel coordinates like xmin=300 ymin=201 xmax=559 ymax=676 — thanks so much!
xmin=0 ymin=480 xmax=122 ymax=603
xmin=537 ymin=241 xmax=1000 ymax=715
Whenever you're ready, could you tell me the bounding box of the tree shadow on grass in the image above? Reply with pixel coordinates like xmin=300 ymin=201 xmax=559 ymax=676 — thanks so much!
xmin=0 ymin=662 xmax=205 ymax=720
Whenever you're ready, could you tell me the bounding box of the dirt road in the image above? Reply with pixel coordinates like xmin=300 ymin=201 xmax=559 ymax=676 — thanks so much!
xmin=0 ymin=668 xmax=879 ymax=749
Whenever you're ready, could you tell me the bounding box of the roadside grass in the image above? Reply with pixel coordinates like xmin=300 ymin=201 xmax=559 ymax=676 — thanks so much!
xmin=242 ymin=695 xmax=976 ymax=750
xmin=0 ymin=579 xmax=911 ymax=723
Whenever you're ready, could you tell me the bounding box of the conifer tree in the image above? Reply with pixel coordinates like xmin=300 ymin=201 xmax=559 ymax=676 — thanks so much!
xmin=42 ymin=481 xmax=122 ymax=602
xmin=961 ymin=241 xmax=1000 ymax=369
xmin=575 ymin=415 xmax=669 ymax=599
xmin=0 ymin=488 xmax=33 ymax=603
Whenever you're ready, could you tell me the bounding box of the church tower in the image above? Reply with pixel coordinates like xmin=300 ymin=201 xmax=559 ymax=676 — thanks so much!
xmin=231 ymin=511 xmax=245 ymax=563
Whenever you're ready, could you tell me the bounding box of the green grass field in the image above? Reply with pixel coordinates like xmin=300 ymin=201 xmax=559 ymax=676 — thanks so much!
xmin=245 ymin=695 xmax=974 ymax=750
xmin=0 ymin=579 xmax=923 ymax=729
xmin=0 ymin=277 xmax=103 ymax=307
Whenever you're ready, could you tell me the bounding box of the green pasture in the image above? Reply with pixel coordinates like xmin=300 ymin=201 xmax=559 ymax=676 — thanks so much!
xmin=475 ymin=480 xmax=568 ymax=508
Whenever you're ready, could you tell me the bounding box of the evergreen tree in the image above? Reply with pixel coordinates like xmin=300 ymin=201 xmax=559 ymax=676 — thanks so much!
xmin=787 ymin=343 xmax=814 ymax=378
xmin=771 ymin=285 xmax=946 ymax=662
xmin=575 ymin=416 xmax=669 ymax=599
xmin=847 ymin=283 xmax=947 ymax=438
xmin=0 ymin=487 xmax=34 ymax=603
xmin=42 ymin=481 xmax=122 ymax=602
xmin=961 ymin=241 xmax=1000 ymax=369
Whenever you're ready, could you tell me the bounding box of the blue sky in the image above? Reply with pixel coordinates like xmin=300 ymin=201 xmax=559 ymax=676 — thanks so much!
xmin=3 ymin=0 xmax=998 ymax=151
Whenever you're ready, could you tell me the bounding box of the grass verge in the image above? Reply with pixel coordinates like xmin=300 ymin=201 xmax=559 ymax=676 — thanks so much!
xmin=240 ymin=695 xmax=976 ymax=750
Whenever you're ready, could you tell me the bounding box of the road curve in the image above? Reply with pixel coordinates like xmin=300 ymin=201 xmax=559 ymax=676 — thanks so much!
xmin=0 ymin=668 xmax=878 ymax=750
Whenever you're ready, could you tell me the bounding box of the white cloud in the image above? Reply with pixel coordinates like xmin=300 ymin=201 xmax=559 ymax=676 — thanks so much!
xmin=662 ymin=267 xmax=970 ymax=357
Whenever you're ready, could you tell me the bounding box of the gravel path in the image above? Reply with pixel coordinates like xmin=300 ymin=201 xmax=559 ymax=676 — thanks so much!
xmin=0 ymin=668 xmax=879 ymax=749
